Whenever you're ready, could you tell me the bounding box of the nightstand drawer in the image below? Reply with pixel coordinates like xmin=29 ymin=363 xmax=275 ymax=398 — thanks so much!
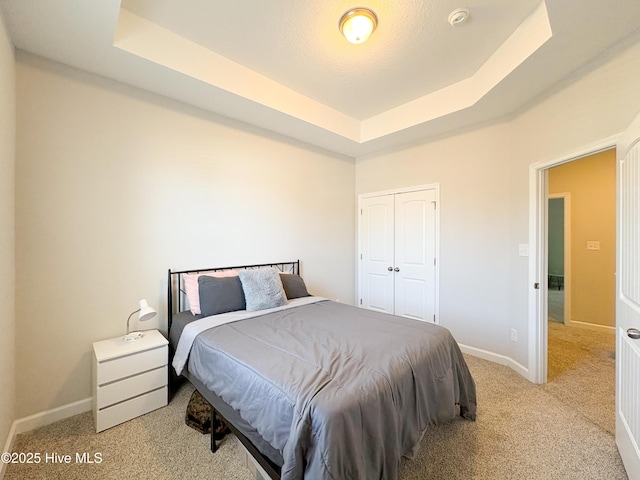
xmin=96 ymin=386 xmax=167 ymax=432
xmin=96 ymin=365 xmax=167 ymax=409
xmin=96 ymin=345 xmax=167 ymax=385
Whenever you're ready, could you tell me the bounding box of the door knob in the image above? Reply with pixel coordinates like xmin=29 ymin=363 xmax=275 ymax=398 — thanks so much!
xmin=628 ymin=328 xmax=640 ymax=340
xmin=394 ymin=267 xmax=400 ymax=272
xmin=388 ymin=266 xmax=393 ymax=271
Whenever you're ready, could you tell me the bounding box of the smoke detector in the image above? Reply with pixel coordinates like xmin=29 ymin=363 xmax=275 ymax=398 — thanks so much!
xmin=448 ymin=8 xmax=470 ymax=27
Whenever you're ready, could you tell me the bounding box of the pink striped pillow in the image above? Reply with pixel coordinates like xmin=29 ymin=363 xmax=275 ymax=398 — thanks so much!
xmin=184 ymin=270 xmax=238 ymax=315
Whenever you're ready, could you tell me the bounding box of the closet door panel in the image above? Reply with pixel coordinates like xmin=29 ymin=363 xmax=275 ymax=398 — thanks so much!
xmin=396 ymin=278 xmax=427 ymax=320
xmin=360 ymin=195 xmax=395 ymax=314
xmin=394 ymin=190 xmax=436 ymax=322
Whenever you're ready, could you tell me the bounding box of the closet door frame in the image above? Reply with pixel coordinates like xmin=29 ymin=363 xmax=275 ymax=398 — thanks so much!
xmin=357 ymin=184 xmax=440 ymax=324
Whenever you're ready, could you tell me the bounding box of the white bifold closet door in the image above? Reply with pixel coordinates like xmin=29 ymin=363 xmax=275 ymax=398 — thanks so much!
xmin=359 ymin=189 xmax=436 ymax=322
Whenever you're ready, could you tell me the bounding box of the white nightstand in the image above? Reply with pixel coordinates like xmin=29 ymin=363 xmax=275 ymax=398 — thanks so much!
xmin=92 ymin=329 xmax=168 ymax=432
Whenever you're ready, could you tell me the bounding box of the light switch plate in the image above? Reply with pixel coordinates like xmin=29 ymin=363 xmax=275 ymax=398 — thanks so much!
xmin=587 ymin=241 xmax=600 ymax=251
xmin=518 ymin=244 xmax=529 ymax=257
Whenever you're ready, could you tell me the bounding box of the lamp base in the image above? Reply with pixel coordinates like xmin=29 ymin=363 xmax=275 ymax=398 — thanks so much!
xmin=123 ymin=332 xmax=143 ymax=342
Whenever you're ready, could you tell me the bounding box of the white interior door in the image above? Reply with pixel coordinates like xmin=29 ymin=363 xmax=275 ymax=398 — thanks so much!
xmin=616 ymin=110 xmax=640 ymax=478
xmin=394 ymin=189 xmax=436 ymax=321
xmin=360 ymin=195 xmax=395 ymax=314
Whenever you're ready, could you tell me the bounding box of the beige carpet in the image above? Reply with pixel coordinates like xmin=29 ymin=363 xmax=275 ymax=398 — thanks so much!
xmin=4 ymin=384 xmax=254 ymax=480
xmin=546 ymin=320 xmax=616 ymax=435
xmin=5 ymin=349 xmax=626 ymax=479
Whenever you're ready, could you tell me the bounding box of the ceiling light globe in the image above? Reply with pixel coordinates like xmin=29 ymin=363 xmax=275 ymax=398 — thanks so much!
xmin=340 ymin=8 xmax=378 ymax=44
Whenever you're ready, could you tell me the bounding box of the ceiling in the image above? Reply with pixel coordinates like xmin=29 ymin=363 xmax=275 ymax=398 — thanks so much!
xmin=2 ymin=0 xmax=640 ymax=157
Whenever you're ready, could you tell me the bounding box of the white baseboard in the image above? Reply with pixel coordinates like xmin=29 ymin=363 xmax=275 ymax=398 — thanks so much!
xmin=567 ymin=319 xmax=615 ymax=333
xmin=13 ymin=397 xmax=92 ymax=436
xmin=1 ymin=421 xmax=18 ymax=479
xmin=0 ymin=397 xmax=92 ymax=478
xmin=459 ymin=344 xmax=529 ymax=379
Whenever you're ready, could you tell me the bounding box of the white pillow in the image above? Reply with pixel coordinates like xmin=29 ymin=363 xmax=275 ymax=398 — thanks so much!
xmin=238 ymin=267 xmax=288 ymax=311
xmin=183 ymin=270 xmax=238 ymax=315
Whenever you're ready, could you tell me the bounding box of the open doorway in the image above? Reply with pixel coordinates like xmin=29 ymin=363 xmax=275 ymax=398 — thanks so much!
xmin=543 ymin=149 xmax=617 ymax=434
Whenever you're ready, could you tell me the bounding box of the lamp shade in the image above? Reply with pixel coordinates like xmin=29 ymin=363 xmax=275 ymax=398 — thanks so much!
xmin=340 ymin=8 xmax=378 ymax=44
xmin=137 ymin=299 xmax=156 ymax=322
xmin=124 ymin=299 xmax=157 ymax=341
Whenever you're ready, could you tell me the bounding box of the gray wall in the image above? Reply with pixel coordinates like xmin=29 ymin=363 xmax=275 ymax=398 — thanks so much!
xmin=548 ymin=198 xmax=565 ymax=277
xmin=15 ymin=52 xmax=355 ymax=417
xmin=357 ymin=37 xmax=640 ymax=369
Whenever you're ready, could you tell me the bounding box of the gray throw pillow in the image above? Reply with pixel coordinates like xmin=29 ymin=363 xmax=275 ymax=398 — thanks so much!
xmin=239 ymin=267 xmax=288 ymax=311
xmin=279 ymin=273 xmax=311 ymax=299
xmin=198 ymin=275 xmax=246 ymax=316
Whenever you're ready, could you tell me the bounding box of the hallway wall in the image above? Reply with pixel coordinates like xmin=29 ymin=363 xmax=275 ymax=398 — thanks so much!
xmin=548 ymin=149 xmax=616 ymax=328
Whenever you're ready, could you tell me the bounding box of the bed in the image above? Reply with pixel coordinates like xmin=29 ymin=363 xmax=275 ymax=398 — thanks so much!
xmin=168 ymin=260 xmax=476 ymax=480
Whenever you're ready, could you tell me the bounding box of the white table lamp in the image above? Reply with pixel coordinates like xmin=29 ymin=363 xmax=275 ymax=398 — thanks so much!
xmin=124 ymin=299 xmax=156 ymax=341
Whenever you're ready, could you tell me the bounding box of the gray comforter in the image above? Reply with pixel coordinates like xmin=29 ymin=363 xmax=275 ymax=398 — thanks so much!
xmin=187 ymin=300 xmax=476 ymax=480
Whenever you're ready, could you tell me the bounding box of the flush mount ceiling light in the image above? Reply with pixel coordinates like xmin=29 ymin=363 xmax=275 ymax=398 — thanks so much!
xmin=339 ymin=7 xmax=378 ymax=44
xmin=448 ymin=8 xmax=470 ymax=27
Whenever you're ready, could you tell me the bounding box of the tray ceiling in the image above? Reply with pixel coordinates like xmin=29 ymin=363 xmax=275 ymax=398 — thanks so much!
xmin=2 ymin=0 xmax=640 ymax=156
